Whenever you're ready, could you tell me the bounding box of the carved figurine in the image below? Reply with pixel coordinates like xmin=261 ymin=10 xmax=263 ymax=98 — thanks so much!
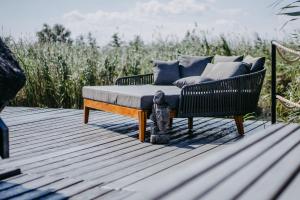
xmin=150 ymin=90 xmax=171 ymax=144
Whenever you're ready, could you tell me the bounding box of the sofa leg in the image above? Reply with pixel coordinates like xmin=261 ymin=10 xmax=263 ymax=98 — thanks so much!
xmin=169 ymin=118 xmax=173 ymax=129
xmin=138 ymin=111 xmax=147 ymax=142
xmin=234 ymin=115 xmax=244 ymax=135
xmin=84 ymin=106 xmax=90 ymax=124
xmin=188 ymin=117 xmax=193 ymax=131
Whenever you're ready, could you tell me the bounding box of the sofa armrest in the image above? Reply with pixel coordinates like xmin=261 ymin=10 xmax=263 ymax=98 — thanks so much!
xmin=177 ymin=69 xmax=266 ymax=117
xmin=115 ymin=73 xmax=154 ymax=85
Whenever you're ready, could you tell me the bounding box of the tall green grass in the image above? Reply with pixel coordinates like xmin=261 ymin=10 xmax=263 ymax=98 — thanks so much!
xmin=2 ymin=31 xmax=300 ymax=122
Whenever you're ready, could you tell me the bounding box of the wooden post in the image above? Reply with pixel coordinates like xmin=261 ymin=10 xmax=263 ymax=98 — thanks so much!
xmin=0 ymin=118 xmax=9 ymax=159
xmin=138 ymin=111 xmax=147 ymax=142
xmin=188 ymin=117 xmax=193 ymax=130
xmin=234 ymin=115 xmax=244 ymax=135
xmin=271 ymin=41 xmax=277 ymax=124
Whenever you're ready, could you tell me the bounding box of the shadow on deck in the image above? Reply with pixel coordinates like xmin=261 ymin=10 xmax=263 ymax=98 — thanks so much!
xmin=0 ymin=107 xmax=270 ymax=199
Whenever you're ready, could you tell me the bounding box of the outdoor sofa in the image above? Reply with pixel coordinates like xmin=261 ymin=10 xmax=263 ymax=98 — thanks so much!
xmin=83 ymin=55 xmax=266 ymax=142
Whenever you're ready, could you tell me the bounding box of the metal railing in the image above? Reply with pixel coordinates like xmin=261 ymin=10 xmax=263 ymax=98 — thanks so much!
xmin=271 ymin=41 xmax=300 ymax=124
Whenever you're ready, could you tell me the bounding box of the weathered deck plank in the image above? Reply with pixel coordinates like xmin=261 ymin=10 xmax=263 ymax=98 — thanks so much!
xmin=156 ymin=124 xmax=299 ymax=200
xmin=278 ymin=172 xmax=300 ymax=199
xmin=0 ymin=107 xmax=275 ymax=199
xmin=29 ymin=118 xmax=216 ymax=175
xmin=125 ymin=120 xmax=269 ymax=190
xmin=126 ymin=124 xmax=300 ymax=200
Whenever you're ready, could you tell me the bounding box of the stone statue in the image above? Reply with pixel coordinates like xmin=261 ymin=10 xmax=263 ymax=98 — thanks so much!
xmin=150 ymin=90 xmax=171 ymax=144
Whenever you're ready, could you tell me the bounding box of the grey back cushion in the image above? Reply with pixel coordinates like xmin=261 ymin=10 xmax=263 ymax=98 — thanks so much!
xmin=173 ymin=76 xmax=202 ymax=88
xmin=173 ymin=62 xmax=250 ymax=88
xmin=214 ymin=55 xmax=244 ymax=63
xmin=179 ymin=55 xmax=213 ymax=77
xmin=201 ymin=62 xmax=250 ymax=82
xmin=153 ymin=60 xmax=180 ymax=85
xmin=243 ymin=55 xmax=265 ymax=72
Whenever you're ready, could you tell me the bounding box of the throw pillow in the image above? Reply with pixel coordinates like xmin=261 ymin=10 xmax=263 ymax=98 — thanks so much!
xmin=243 ymin=55 xmax=265 ymax=72
xmin=201 ymin=62 xmax=251 ymax=82
xmin=173 ymin=76 xmax=202 ymax=88
xmin=153 ymin=60 xmax=180 ymax=85
xmin=179 ymin=55 xmax=213 ymax=77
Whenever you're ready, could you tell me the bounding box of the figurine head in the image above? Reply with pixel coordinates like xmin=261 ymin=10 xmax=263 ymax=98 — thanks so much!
xmin=153 ymin=90 xmax=166 ymax=105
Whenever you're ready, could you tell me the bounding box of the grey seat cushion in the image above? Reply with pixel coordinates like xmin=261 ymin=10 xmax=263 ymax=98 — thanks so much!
xmin=173 ymin=76 xmax=202 ymax=88
xmin=82 ymin=85 xmax=181 ymax=109
xmin=214 ymin=55 xmax=244 ymax=63
xmin=179 ymin=55 xmax=213 ymax=77
xmin=200 ymin=62 xmax=250 ymax=82
xmin=243 ymin=55 xmax=265 ymax=72
xmin=153 ymin=60 xmax=180 ymax=85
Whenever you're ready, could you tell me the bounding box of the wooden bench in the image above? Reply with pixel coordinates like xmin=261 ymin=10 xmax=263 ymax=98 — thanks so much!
xmin=83 ymin=69 xmax=265 ymax=142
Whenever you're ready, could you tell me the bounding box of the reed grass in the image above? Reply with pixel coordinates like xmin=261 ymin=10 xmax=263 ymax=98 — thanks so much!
xmin=3 ymin=30 xmax=299 ymax=122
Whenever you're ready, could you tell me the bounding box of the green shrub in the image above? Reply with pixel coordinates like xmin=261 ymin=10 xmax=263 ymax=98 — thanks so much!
xmin=3 ymin=31 xmax=299 ymax=122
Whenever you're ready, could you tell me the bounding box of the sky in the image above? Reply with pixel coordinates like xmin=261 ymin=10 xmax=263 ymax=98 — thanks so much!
xmin=0 ymin=0 xmax=298 ymax=44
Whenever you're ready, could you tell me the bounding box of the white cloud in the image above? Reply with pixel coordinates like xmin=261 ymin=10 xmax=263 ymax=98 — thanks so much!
xmin=61 ymin=0 xmax=248 ymax=44
xmin=62 ymin=0 xmax=212 ymax=44
xmin=135 ymin=0 xmax=208 ymax=15
xmin=215 ymin=19 xmax=237 ymax=25
xmin=64 ymin=0 xmax=208 ymax=22
xmin=220 ymin=8 xmax=243 ymax=16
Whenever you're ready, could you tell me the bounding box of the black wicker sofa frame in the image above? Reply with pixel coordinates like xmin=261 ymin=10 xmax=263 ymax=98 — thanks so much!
xmin=83 ymin=69 xmax=266 ymax=142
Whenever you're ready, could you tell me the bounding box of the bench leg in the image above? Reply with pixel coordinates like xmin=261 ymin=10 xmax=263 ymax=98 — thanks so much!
xmin=84 ymin=106 xmax=90 ymax=124
xmin=188 ymin=117 xmax=193 ymax=131
xmin=234 ymin=115 xmax=244 ymax=135
xmin=169 ymin=118 xmax=173 ymax=129
xmin=138 ymin=111 xmax=147 ymax=142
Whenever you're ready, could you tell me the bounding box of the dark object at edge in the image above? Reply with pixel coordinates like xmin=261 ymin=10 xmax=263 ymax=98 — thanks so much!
xmin=0 ymin=119 xmax=9 ymax=158
xmin=0 ymin=37 xmax=26 ymax=158
xmin=0 ymin=38 xmax=26 ymax=110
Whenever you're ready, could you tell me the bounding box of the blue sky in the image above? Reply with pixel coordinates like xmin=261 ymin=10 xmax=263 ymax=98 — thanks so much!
xmin=0 ymin=0 xmax=298 ymax=44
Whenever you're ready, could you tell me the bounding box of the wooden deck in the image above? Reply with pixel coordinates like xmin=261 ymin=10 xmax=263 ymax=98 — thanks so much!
xmin=0 ymin=107 xmax=275 ymax=199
